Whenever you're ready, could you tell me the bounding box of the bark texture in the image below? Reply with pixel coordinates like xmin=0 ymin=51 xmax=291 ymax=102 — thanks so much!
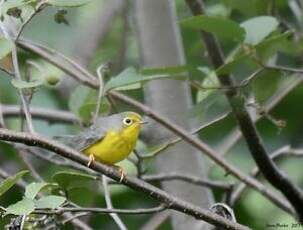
xmin=135 ymin=0 xmax=213 ymax=229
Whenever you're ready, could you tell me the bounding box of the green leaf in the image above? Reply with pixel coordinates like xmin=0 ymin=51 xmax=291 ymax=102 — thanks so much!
xmin=222 ymin=0 xmax=257 ymax=16
xmin=11 ymin=79 xmax=44 ymax=89
xmin=0 ymin=37 xmax=13 ymax=60
xmin=53 ymin=171 xmax=97 ymax=190
xmin=78 ymin=101 xmax=109 ymax=123
xmin=1 ymin=0 xmax=35 ymax=13
xmin=140 ymin=65 xmax=189 ymax=76
xmin=216 ymin=52 xmax=251 ymax=75
xmin=240 ymin=16 xmax=279 ymax=45
xmin=195 ymin=67 xmax=219 ymax=103
xmin=35 ymin=195 xmax=66 ymax=209
xmin=191 ymin=90 xmax=230 ymax=124
xmin=0 ymin=170 xmax=28 ymax=197
xmin=6 ymin=198 xmax=35 ymax=215
xmin=105 ymin=67 xmax=185 ymax=92
xmin=255 ymin=31 xmax=293 ymax=62
xmin=48 ymin=0 xmax=93 ymax=7
xmin=69 ymin=85 xmax=110 ymax=123
xmin=25 ymin=182 xmax=57 ymax=199
xmin=253 ymin=69 xmax=283 ymax=103
xmin=206 ymin=3 xmax=231 ymax=17
xmin=180 ymin=15 xmax=245 ymax=42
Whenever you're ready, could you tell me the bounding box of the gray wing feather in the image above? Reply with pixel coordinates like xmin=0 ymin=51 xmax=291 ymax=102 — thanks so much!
xmin=54 ymin=113 xmax=124 ymax=151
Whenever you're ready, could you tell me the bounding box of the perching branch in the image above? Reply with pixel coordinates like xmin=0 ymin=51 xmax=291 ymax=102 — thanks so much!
xmin=0 ymin=128 xmax=249 ymax=229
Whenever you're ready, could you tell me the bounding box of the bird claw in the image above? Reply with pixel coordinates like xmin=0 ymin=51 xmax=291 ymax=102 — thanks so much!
xmin=117 ymin=167 xmax=126 ymax=183
xmin=87 ymin=154 xmax=95 ymax=167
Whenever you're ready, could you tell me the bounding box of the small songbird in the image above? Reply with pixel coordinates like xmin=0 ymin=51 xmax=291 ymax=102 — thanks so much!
xmin=55 ymin=112 xmax=145 ymax=181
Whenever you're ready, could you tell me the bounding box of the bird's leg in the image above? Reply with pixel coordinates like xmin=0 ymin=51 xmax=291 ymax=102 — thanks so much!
xmin=87 ymin=154 xmax=95 ymax=167
xmin=114 ymin=166 xmax=126 ymax=183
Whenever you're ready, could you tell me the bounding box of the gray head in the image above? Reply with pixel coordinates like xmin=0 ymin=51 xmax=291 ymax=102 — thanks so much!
xmin=92 ymin=111 xmax=143 ymax=132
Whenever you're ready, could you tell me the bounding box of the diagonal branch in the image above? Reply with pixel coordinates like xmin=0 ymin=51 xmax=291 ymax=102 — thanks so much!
xmin=185 ymin=0 xmax=303 ymax=221
xmin=0 ymin=128 xmax=249 ymax=230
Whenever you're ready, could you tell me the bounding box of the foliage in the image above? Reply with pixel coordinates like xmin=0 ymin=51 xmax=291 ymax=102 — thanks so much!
xmin=0 ymin=0 xmax=302 ymax=229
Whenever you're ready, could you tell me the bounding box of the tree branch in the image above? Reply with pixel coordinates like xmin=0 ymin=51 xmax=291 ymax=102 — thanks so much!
xmin=35 ymin=205 xmax=166 ymax=215
xmin=1 ymin=104 xmax=79 ymax=124
xmin=185 ymin=0 xmax=303 ymax=221
xmin=142 ymin=173 xmax=232 ymax=191
xmin=0 ymin=127 xmax=249 ymax=229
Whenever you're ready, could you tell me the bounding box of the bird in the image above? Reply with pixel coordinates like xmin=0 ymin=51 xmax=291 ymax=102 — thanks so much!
xmin=55 ymin=111 xmax=146 ymax=181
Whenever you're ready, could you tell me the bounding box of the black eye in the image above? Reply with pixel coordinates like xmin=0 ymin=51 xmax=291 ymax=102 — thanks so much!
xmin=123 ymin=117 xmax=133 ymax=126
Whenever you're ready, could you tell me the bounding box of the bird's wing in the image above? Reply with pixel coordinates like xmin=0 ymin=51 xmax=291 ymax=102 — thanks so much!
xmin=54 ymin=116 xmax=120 ymax=151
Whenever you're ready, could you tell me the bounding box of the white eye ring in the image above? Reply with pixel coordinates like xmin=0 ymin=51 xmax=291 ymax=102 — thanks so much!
xmin=123 ymin=117 xmax=133 ymax=126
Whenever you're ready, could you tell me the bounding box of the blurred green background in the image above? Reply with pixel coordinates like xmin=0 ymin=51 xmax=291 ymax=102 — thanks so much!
xmin=1 ymin=0 xmax=303 ymax=229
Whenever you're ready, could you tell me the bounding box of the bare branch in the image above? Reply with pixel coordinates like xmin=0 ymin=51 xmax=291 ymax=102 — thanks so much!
xmin=102 ymin=175 xmax=127 ymax=230
xmin=15 ymin=1 xmax=47 ymax=41
xmin=1 ymin=104 xmax=79 ymax=124
xmin=265 ymin=64 xmax=303 ymax=74
xmin=11 ymin=45 xmax=35 ymax=133
xmin=142 ymin=173 xmax=233 ymax=191
xmin=0 ymin=127 xmax=250 ymax=229
xmin=35 ymin=205 xmax=166 ymax=215
xmin=92 ymin=65 xmax=106 ymax=124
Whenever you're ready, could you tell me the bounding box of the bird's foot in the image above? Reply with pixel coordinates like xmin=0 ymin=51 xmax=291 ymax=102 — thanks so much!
xmin=87 ymin=154 xmax=95 ymax=167
xmin=115 ymin=166 xmax=126 ymax=183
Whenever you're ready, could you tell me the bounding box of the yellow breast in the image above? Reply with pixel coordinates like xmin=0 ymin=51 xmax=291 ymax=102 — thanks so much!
xmin=83 ymin=123 xmax=140 ymax=165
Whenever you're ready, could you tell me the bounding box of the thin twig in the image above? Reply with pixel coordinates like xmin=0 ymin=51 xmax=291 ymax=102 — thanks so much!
xmin=93 ymin=65 xmax=106 ymax=124
xmin=141 ymin=112 xmax=230 ymax=159
xmin=142 ymin=173 xmax=233 ymax=191
xmin=102 ymin=176 xmax=127 ymax=230
xmin=133 ymin=149 xmax=145 ymax=178
xmin=230 ymin=146 xmax=303 ymax=205
xmin=62 ymin=212 xmax=90 ymax=225
xmin=35 ymin=205 xmax=166 ymax=215
xmin=11 ymin=45 xmax=35 ymax=133
xmin=190 ymin=68 xmax=265 ymax=91
xmin=15 ymin=1 xmax=47 ymax=41
xmin=265 ymin=64 xmax=303 ymax=74
xmin=18 ymin=148 xmax=43 ymax=182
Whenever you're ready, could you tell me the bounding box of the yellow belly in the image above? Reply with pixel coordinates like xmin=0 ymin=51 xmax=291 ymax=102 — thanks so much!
xmin=83 ymin=131 xmax=135 ymax=165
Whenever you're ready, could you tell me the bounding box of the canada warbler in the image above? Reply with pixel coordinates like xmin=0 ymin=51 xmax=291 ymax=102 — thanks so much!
xmin=55 ymin=112 xmax=145 ymax=180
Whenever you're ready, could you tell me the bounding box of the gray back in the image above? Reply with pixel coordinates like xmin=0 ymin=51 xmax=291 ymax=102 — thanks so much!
xmin=56 ymin=113 xmax=127 ymax=151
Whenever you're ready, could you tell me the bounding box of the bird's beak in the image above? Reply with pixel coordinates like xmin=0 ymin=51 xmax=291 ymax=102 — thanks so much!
xmin=140 ymin=120 xmax=148 ymax=125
